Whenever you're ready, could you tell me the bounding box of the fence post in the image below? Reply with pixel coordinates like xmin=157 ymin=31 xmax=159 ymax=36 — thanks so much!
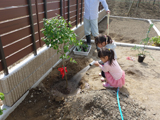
xmin=43 ymin=0 xmax=49 ymax=47
xmin=68 ymin=0 xmax=70 ymax=22
xmin=0 ymin=36 xmax=9 ymax=75
xmin=80 ymin=0 xmax=83 ymax=24
xmin=60 ymin=0 xmax=63 ymax=16
xmin=44 ymin=0 xmax=47 ymax=19
xmin=76 ymin=0 xmax=79 ymax=27
xmin=28 ymin=0 xmax=37 ymax=55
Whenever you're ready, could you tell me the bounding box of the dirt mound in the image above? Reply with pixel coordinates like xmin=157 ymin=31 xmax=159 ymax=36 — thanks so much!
xmin=52 ymin=90 xmax=151 ymax=120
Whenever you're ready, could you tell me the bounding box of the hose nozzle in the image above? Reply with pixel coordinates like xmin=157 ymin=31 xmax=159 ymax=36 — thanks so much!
xmin=89 ymin=61 xmax=95 ymax=66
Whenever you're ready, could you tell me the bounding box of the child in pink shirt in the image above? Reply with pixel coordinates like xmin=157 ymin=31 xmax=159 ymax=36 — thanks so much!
xmin=94 ymin=47 xmax=125 ymax=88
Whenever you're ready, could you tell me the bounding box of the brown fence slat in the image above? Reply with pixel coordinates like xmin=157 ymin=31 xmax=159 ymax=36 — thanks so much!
xmin=37 ymin=0 xmax=43 ymax=3
xmin=39 ymin=22 xmax=44 ymax=30
xmin=70 ymin=4 xmax=77 ymax=11
xmin=0 ymin=17 xmax=29 ymax=35
xmin=47 ymin=9 xmax=60 ymax=19
xmin=6 ymin=42 xmax=40 ymax=67
xmin=37 ymin=3 xmax=44 ymax=13
xmin=70 ymin=11 xmax=76 ymax=17
xmin=70 ymin=0 xmax=76 ymax=5
xmin=71 ymin=21 xmax=76 ymax=27
xmin=0 ymin=0 xmax=28 ymax=8
xmin=1 ymin=24 xmax=38 ymax=46
xmin=0 ymin=15 xmax=38 ymax=35
xmin=70 ymin=16 xmax=76 ymax=23
xmin=47 ymin=2 xmax=60 ymax=11
xmin=38 ymin=14 xmax=45 ymax=22
xmin=3 ymin=35 xmax=38 ymax=57
xmin=0 ymin=5 xmax=36 ymax=22
xmin=1 ymin=28 xmax=31 ymax=46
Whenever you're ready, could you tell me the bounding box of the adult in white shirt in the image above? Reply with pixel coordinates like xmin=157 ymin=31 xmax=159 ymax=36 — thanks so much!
xmin=84 ymin=0 xmax=110 ymax=45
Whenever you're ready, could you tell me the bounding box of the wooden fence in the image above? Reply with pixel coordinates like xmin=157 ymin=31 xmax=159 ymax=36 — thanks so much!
xmin=0 ymin=0 xmax=104 ymax=75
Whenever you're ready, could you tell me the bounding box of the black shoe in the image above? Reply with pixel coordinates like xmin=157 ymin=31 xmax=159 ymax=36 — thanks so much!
xmin=86 ymin=35 xmax=91 ymax=45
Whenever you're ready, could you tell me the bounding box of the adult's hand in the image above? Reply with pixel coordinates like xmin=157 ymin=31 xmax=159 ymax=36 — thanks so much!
xmin=106 ymin=10 xmax=110 ymax=14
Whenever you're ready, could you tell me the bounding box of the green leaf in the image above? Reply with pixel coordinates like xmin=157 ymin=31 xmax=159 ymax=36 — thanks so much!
xmin=72 ymin=60 xmax=77 ymax=63
xmin=0 ymin=93 xmax=4 ymax=100
xmin=70 ymin=58 xmax=72 ymax=62
xmin=0 ymin=110 xmax=3 ymax=115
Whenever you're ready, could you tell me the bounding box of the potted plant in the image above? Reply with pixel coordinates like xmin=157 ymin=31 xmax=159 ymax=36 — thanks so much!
xmin=150 ymin=36 xmax=160 ymax=46
xmin=73 ymin=41 xmax=91 ymax=56
xmin=0 ymin=92 xmax=6 ymax=115
xmin=42 ymin=15 xmax=81 ymax=89
xmin=131 ymin=24 xmax=154 ymax=62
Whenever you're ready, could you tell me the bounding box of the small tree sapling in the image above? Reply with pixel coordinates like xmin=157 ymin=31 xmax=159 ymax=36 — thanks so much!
xmin=131 ymin=24 xmax=154 ymax=62
xmin=42 ymin=15 xmax=81 ymax=88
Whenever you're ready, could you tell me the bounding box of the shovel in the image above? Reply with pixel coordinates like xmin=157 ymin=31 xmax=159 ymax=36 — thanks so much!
xmin=107 ymin=12 xmax=110 ymax=35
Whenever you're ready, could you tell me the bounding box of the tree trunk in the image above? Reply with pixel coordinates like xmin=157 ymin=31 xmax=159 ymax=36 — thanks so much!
xmin=62 ymin=59 xmax=68 ymax=89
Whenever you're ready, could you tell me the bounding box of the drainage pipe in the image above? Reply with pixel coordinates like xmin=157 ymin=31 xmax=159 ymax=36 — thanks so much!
xmin=81 ymin=39 xmax=160 ymax=50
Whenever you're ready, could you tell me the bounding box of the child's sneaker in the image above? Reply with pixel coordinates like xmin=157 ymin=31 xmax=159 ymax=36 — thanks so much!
xmin=101 ymin=77 xmax=105 ymax=82
xmin=103 ymin=82 xmax=113 ymax=88
xmin=99 ymin=73 xmax=101 ymax=76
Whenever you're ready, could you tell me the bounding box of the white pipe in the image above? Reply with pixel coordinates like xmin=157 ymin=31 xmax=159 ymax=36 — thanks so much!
xmin=148 ymin=19 xmax=160 ymax=36
xmin=81 ymin=39 xmax=160 ymax=50
xmin=106 ymin=15 xmax=160 ymax=22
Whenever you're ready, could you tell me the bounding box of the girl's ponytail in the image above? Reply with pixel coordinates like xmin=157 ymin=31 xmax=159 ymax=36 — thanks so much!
xmin=98 ymin=47 xmax=115 ymax=66
xmin=107 ymin=36 xmax=113 ymax=44
xmin=108 ymin=49 xmax=115 ymax=66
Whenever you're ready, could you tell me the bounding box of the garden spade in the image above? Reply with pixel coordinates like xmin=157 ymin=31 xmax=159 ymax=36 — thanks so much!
xmin=107 ymin=12 xmax=110 ymax=35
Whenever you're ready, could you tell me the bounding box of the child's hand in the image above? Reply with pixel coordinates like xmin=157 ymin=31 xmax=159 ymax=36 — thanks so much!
xmin=94 ymin=61 xmax=100 ymax=66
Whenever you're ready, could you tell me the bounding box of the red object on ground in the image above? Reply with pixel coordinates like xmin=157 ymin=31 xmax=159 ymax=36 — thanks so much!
xmin=126 ymin=56 xmax=135 ymax=61
xmin=58 ymin=66 xmax=68 ymax=79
